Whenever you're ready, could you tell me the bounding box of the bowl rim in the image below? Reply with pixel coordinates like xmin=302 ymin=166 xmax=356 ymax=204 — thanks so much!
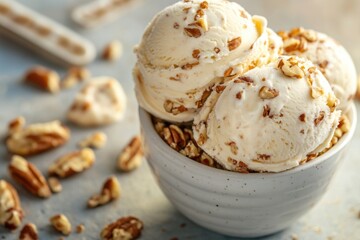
xmin=139 ymin=103 xmax=357 ymax=179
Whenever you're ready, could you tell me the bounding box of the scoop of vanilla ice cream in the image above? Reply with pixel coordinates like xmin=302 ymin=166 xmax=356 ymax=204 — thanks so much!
xmin=193 ymin=56 xmax=340 ymax=173
xmin=280 ymin=27 xmax=357 ymax=113
xmin=134 ymin=0 xmax=280 ymax=122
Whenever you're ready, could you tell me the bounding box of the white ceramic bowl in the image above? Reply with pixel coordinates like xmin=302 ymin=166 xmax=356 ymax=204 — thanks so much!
xmin=139 ymin=104 xmax=357 ymax=238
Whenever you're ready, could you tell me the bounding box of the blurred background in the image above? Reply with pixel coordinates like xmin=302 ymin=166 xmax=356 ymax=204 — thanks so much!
xmin=0 ymin=0 xmax=359 ymax=239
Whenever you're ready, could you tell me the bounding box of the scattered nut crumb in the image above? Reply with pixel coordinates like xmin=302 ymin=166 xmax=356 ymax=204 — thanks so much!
xmin=290 ymin=234 xmax=299 ymax=240
xmin=50 ymin=214 xmax=72 ymax=235
xmin=78 ymin=132 xmax=107 ymax=149
xmin=24 ymin=66 xmax=60 ymax=93
xmin=19 ymin=223 xmax=38 ymax=240
xmin=48 ymin=177 xmax=62 ymax=193
xmin=61 ymin=67 xmax=91 ymax=89
xmin=8 ymin=116 xmax=25 ymax=135
xmin=88 ymin=176 xmax=121 ymax=208
xmin=76 ymin=224 xmax=85 ymax=234
xmin=102 ymin=40 xmax=123 ymax=61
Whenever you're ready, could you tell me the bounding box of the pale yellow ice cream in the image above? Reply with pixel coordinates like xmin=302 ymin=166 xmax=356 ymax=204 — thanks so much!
xmin=134 ymin=0 xmax=282 ymax=122
xmin=193 ymin=56 xmax=340 ymax=172
xmin=280 ymin=27 xmax=357 ymax=113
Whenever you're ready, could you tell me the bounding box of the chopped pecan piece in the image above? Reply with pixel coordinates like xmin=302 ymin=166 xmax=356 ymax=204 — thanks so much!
xmin=78 ymin=132 xmax=107 ymax=149
xmin=76 ymin=224 xmax=85 ymax=234
xmin=48 ymin=148 xmax=95 ymax=178
xmin=314 ymin=111 xmax=325 ymax=126
xmin=50 ymin=214 xmax=72 ymax=235
xmin=9 ymin=155 xmax=51 ymax=198
xmin=48 ymin=177 xmax=62 ymax=193
xmin=163 ymin=100 xmax=188 ymax=115
xmin=226 ymin=141 xmax=238 ymax=155
xmin=236 ymin=91 xmax=242 ymax=100
xmin=228 ymin=37 xmax=241 ymax=51
xmin=6 ymin=120 xmax=70 ymax=156
xmin=192 ymin=49 xmax=200 ymax=59
xmin=299 ymin=114 xmax=306 ymax=122
xmin=278 ymin=58 xmax=304 ymax=79
xmin=223 ymin=67 xmax=233 ymax=77
xmin=234 ymin=76 xmax=254 ymax=84
xmin=200 ymin=1 xmax=208 ymax=9
xmin=180 ymin=140 xmax=201 ymax=158
xmin=263 ymin=105 xmax=271 ymax=117
xmin=24 ymin=66 xmax=60 ymax=93
xmin=8 ymin=116 xmax=25 ymax=135
xmin=259 ymin=86 xmax=279 ymax=99
xmin=88 ymin=176 xmax=121 ymax=208
xmin=19 ymin=223 xmax=38 ymax=240
xmin=100 ymin=216 xmax=143 ymax=240
xmin=117 ymin=136 xmax=143 ymax=172
xmin=196 ymin=89 xmax=212 ymax=108
xmin=0 ymin=180 xmax=24 ymax=230
xmin=102 ymin=40 xmax=123 ymax=61
xmin=61 ymin=67 xmax=91 ymax=89
xmin=184 ymin=28 xmax=201 ymax=38
xmin=311 ymin=87 xmax=324 ymax=99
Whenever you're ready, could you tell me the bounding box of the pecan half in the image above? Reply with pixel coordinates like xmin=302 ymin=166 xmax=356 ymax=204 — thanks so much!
xmin=100 ymin=216 xmax=143 ymax=240
xmin=0 ymin=180 xmax=24 ymax=230
xmin=164 ymin=125 xmax=187 ymax=151
xmin=88 ymin=176 xmax=121 ymax=208
xmin=6 ymin=120 xmax=70 ymax=156
xmin=9 ymin=155 xmax=51 ymax=198
xmin=48 ymin=148 xmax=95 ymax=178
xmin=78 ymin=132 xmax=107 ymax=149
xmin=117 ymin=136 xmax=143 ymax=172
xmin=19 ymin=223 xmax=38 ymax=240
xmin=50 ymin=214 xmax=72 ymax=235
xmin=24 ymin=66 xmax=60 ymax=93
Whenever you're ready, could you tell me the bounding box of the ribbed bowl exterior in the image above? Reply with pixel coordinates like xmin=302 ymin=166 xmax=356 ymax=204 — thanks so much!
xmin=139 ymin=105 xmax=357 ymax=238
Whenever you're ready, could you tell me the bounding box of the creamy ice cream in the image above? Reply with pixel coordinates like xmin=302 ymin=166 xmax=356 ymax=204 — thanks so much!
xmin=134 ymin=0 xmax=282 ymax=122
xmin=279 ymin=27 xmax=357 ymax=112
xmin=193 ymin=56 xmax=340 ymax=172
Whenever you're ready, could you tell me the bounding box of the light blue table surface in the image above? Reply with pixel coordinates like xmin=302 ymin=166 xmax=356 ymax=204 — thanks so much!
xmin=0 ymin=0 xmax=360 ymax=239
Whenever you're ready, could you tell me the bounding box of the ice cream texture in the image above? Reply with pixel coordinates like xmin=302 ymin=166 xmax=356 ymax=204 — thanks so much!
xmin=193 ymin=56 xmax=340 ymax=172
xmin=134 ymin=0 xmax=282 ymax=122
xmin=279 ymin=27 xmax=357 ymax=113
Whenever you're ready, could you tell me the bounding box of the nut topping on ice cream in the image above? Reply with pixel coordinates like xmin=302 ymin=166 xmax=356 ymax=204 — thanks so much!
xmin=280 ymin=27 xmax=357 ymax=112
xmin=134 ymin=0 xmax=282 ymax=122
xmin=192 ymin=56 xmax=340 ymax=172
